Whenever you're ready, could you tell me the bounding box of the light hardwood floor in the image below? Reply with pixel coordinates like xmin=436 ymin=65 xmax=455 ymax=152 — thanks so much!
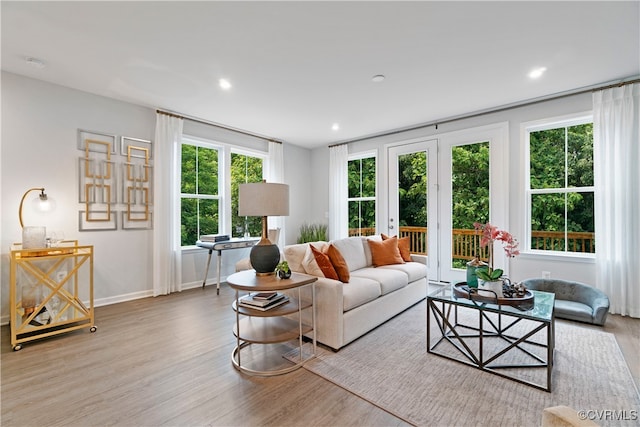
xmin=2 ymin=284 xmax=638 ymax=426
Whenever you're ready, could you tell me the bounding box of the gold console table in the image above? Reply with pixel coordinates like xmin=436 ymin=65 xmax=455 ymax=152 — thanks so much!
xmin=9 ymin=241 xmax=96 ymax=351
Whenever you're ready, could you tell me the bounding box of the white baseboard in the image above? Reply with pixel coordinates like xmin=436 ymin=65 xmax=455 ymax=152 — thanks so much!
xmin=93 ymin=290 xmax=155 ymax=307
xmin=0 ymin=279 xmax=231 ymax=326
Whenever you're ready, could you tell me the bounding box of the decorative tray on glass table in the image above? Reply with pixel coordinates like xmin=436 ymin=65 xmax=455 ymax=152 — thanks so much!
xmin=453 ymin=282 xmax=535 ymax=309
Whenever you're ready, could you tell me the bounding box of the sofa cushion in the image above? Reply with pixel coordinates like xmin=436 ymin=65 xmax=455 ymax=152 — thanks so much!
xmin=284 ymin=241 xmax=327 ymax=273
xmin=342 ymin=276 xmax=382 ymax=311
xmin=380 ymin=261 xmax=428 ymax=283
xmin=381 ymin=233 xmax=412 ymax=262
xmin=327 ymin=244 xmax=350 ymax=283
xmin=554 ymin=300 xmax=594 ymax=324
xmin=351 ymin=267 xmax=408 ymax=295
xmin=331 ymin=237 xmax=368 ymax=272
xmin=303 ymin=244 xmax=339 ymax=280
xmin=368 ymin=236 xmax=404 ymax=266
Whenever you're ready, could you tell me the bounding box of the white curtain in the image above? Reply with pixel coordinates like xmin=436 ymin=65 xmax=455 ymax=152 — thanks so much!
xmin=152 ymin=113 xmax=184 ymax=296
xmin=593 ymin=83 xmax=640 ymax=317
xmin=329 ymin=144 xmax=349 ymax=240
xmin=267 ymin=141 xmax=286 ymax=246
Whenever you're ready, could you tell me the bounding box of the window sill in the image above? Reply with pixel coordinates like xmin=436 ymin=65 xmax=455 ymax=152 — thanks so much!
xmin=519 ymin=251 xmax=595 ymax=264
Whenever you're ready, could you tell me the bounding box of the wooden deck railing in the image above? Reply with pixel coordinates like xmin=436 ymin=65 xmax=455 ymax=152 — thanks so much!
xmin=348 ymin=226 xmax=595 ymax=258
xmin=530 ymin=230 xmax=595 ymax=253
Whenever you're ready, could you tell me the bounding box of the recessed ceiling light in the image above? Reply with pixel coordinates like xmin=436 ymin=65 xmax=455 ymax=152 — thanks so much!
xmin=25 ymin=57 xmax=45 ymax=69
xmin=372 ymin=74 xmax=385 ymax=82
xmin=332 ymin=123 xmax=340 ymax=131
xmin=528 ymin=67 xmax=547 ymax=79
xmin=219 ymin=78 xmax=232 ymax=90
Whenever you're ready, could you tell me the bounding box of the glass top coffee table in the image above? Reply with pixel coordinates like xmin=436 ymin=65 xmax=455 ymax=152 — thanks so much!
xmin=427 ymin=283 xmax=555 ymax=392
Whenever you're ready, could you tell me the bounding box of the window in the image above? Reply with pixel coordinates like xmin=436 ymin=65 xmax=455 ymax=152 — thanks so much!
xmin=348 ymin=153 xmax=376 ymax=236
xmin=451 ymin=141 xmax=489 ymax=267
xmin=181 ymin=141 xmax=220 ymax=246
xmin=230 ymin=152 xmax=263 ymax=238
xmin=180 ymin=137 xmax=266 ymax=247
xmin=526 ymin=116 xmax=595 ymax=254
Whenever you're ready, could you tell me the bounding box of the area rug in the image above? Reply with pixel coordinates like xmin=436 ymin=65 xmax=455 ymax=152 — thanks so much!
xmin=300 ymin=303 xmax=640 ymax=427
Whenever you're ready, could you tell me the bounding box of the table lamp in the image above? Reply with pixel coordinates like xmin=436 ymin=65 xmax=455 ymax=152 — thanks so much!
xmin=19 ymin=187 xmax=55 ymax=249
xmin=238 ymin=181 xmax=289 ymax=275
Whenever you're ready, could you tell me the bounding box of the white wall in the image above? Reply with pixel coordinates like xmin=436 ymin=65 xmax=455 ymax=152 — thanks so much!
xmin=1 ymin=72 xmax=313 ymax=322
xmin=284 ymin=143 xmax=316 ymax=243
xmin=1 ymin=69 xmax=600 ymax=323
xmin=1 ymin=72 xmax=157 ymax=320
xmin=309 ymin=91 xmax=597 ymax=286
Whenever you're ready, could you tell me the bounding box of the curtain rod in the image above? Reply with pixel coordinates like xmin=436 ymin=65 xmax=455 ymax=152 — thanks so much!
xmin=156 ymin=109 xmax=282 ymax=144
xmin=328 ymin=77 xmax=640 ymax=148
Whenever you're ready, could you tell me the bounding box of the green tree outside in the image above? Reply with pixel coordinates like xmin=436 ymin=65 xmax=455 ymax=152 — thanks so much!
xmin=530 ymin=123 xmax=594 ymax=251
xmin=181 ymin=144 xmax=219 ymax=246
xmin=180 ymin=146 xmax=263 ymax=246
xmin=230 ymin=153 xmax=263 ymax=238
xmin=348 ymin=157 xmax=376 ymax=233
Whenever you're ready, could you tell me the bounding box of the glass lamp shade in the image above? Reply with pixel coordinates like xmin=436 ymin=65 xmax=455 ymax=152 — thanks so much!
xmin=33 ymin=194 xmax=55 ymax=213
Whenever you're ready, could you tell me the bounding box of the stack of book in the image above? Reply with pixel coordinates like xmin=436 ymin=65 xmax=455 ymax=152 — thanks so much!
xmin=238 ymin=292 xmax=289 ymax=311
xmin=199 ymin=234 xmax=230 ymax=242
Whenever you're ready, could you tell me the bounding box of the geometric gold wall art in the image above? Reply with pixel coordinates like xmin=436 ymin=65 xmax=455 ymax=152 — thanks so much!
xmin=121 ymin=211 xmax=153 ymax=230
xmin=120 ymin=137 xmax=153 ymax=230
xmin=76 ymin=130 xmax=153 ymax=231
xmin=79 ymin=211 xmax=118 ymax=231
xmin=77 ymin=130 xmax=117 ymax=231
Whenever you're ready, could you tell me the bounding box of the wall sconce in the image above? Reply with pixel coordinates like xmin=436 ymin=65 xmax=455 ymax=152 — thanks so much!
xmin=19 ymin=187 xmax=55 ymax=249
xmin=238 ymin=181 xmax=289 ymax=275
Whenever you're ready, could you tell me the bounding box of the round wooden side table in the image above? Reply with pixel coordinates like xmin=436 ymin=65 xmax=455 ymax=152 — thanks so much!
xmin=227 ymin=270 xmax=317 ymax=376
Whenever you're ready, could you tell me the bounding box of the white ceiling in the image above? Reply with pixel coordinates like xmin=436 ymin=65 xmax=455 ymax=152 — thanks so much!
xmin=2 ymin=1 xmax=639 ymax=148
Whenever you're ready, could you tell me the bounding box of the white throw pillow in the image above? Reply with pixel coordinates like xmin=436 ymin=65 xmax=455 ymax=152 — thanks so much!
xmin=285 ymin=241 xmax=327 ymax=273
xmin=331 ymin=237 xmax=368 ymax=272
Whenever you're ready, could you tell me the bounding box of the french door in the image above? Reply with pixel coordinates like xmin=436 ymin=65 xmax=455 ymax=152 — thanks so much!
xmin=387 ymin=123 xmax=508 ymax=284
xmin=388 ymin=139 xmax=439 ymax=277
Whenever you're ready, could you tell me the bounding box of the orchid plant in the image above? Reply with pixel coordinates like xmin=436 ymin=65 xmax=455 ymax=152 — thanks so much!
xmin=473 ymin=222 xmax=520 ymax=281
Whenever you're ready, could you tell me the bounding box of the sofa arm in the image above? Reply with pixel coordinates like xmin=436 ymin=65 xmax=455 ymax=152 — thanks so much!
xmin=311 ymin=277 xmax=345 ymax=349
xmin=409 ymin=254 xmax=427 ymax=265
xmin=286 ymin=276 xmax=345 ymax=350
xmin=591 ymin=295 xmax=610 ymax=326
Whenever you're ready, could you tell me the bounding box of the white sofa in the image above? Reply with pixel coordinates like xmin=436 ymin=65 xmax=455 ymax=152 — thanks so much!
xmin=282 ymin=236 xmax=428 ymax=350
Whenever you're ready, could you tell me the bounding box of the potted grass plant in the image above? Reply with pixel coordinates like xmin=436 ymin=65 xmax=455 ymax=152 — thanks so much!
xmin=296 ymin=223 xmax=328 ymax=244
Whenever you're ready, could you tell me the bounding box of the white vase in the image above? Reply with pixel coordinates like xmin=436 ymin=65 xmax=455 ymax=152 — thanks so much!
xmin=478 ymin=279 xmax=503 ymax=298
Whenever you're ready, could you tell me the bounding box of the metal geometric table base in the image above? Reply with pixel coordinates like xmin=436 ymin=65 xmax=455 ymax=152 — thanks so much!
xmin=427 ymin=298 xmax=554 ymax=392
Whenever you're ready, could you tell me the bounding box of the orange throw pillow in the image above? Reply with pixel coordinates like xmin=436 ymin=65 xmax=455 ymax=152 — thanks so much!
xmin=368 ymin=236 xmax=405 ymax=267
xmin=327 ymin=244 xmax=350 ymax=283
xmin=381 ymin=233 xmax=412 ymax=262
xmin=310 ymin=244 xmax=339 ymax=280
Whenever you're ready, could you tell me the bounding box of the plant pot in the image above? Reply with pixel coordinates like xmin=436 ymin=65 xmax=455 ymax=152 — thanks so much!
xmin=278 ymin=269 xmax=291 ymax=279
xmin=478 ymin=279 xmax=504 ymax=298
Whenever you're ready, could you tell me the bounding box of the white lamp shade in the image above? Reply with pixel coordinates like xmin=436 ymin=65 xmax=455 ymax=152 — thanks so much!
xmin=238 ymin=182 xmax=289 ymax=217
